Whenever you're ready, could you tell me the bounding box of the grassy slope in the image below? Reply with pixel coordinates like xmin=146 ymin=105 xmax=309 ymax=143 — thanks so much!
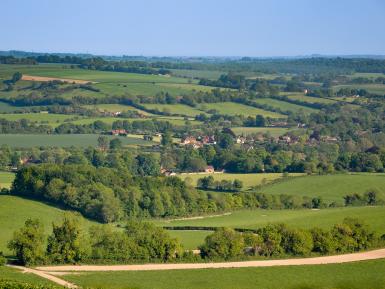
xmin=0 ymin=134 xmax=154 ymax=148
xmin=0 ymin=195 xmax=96 ymax=255
xmin=259 ymin=173 xmax=385 ymax=202
xmin=63 ymin=259 xmax=385 ymax=289
xmin=199 ymin=102 xmax=285 ymax=118
xmin=252 ymin=98 xmax=319 ymax=114
xmin=155 ymin=206 xmax=385 ymax=233
xmin=141 ymin=103 xmax=206 ymax=117
xmin=179 ymin=173 xmax=303 ymax=189
xmin=0 ymin=266 xmax=57 ymax=286
xmin=0 ymin=171 xmax=15 ymax=188
xmin=231 ymin=126 xmax=295 ymax=137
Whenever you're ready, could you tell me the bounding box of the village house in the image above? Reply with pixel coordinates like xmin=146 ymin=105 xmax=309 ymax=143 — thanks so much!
xmin=205 ymin=165 xmax=215 ymax=173
xmin=111 ymin=129 xmax=127 ymax=136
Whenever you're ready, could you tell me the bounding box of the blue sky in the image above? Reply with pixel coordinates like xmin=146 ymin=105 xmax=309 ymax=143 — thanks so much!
xmin=1 ymin=0 xmax=384 ymax=56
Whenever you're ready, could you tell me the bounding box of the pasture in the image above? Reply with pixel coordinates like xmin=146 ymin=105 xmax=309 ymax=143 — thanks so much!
xmin=0 ymin=195 xmax=97 ymax=255
xmin=62 ymin=259 xmax=385 ymax=289
xmin=142 ymin=103 xmax=206 ymax=117
xmin=82 ymin=103 xmax=151 ymax=115
xmin=156 ymin=206 xmax=385 ymax=233
xmin=179 ymin=172 xmax=303 ymax=189
xmin=231 ymin=126 xmax=295 ymax=137
xmin=283 ymin=92 xmax=337 ymax=104
xmin=0 ymin=134 xmax=155 ymax=148
xmin=252 ymin=98 xmax=319 ymax=114
xmin=0 ymin=171 xmax=15 ymax=188
xmin=0 ymin=112 xmax=83 ymax=125
xmin=0 ymin=266 xmax=57 ymax=287
xmin=258 ymin=173 xmax=385 ymax=202
xmin=198 ymin=102 xmax=285 ymax=118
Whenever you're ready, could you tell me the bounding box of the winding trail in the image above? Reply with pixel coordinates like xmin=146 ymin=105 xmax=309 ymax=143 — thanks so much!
xmin=8 ymin=249 xmax=385 ymax=288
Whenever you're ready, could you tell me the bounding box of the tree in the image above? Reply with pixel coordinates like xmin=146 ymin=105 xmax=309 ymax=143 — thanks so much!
xmin=7 ymin=218 xmax=45 ymax=265
xmin=46 ymin=214 xmax=89 ymax=263
xmin=136 ymin=154 xmax=160 ymax=176
xmin=233 ymin=179 xmax=243 ymax=190
xmin=197 ymin=176 xmax=214 ymax=189
xmin=11 ymin=72 xmax=22 ymax=83
xmin=161 ymin=131 xmax=173 ymax=147
xmin=109 ymin=138 xmax=122 ymax=150
xmin=255 ymin=115 xmax=266 ymax=127
xmin=97 ymin=135 xmax=109 ymax=151
xmin=200 ymin=228 xmax=244 ymax=260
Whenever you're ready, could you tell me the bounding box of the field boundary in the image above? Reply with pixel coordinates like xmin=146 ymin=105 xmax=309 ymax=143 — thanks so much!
xmin=36 ymin=248 xmax=385 ymax=272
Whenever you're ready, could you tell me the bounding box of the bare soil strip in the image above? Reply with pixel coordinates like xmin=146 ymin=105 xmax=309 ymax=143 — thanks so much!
xmin=36 ymin=248 xmax=385 ymax=272
xmin=7 ymin=265 xmax=78 ymax=288
xmin=22 ymin=75 xmax=96 ymax=84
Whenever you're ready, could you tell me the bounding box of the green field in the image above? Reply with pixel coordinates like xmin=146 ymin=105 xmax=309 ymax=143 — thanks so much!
xmin=0 ymin=266 xmax=57 ymax=287
xmin=0 ymin=171 xmax=15 ymax=188
xmin=142 ymin=103 xmax=206 ymax=117
xmin=284 ymin=92 xmax=337 ymax=104
xmin=170 ymin=69 xmax=224 ymax=79
xmin=0 ymin=134 xmax=154 ymax=148
xmin=0 ymin=112 xmax=83 ymax=125
xmin=167 ymin=230 xmax=211 ymax=250
xmin=0 ymin=64 xmax=215 ymax=98
xmin=82 ymin=103 xmax=151 ymax=115
xmin=259 ymin=173 xmax=385 ymax=202
xmin=62 ymin=259 xmax=385 ymax=289
xmin=252 ymin=98 xmax=319 ymax=114
xmin=333 ymin=84 xmax=385 ymax=95
xmin=231 ymin=126 xmax=295 ymax=137
xmin=156 ymin=206 xmax=385 ymax=233
xmin=0 ymin=195 xmax=97 ymax=255
xmin=198 ymin=102 xmax=285 ymax=118
xmin=179 ymin=172 xmax=303 ymax=189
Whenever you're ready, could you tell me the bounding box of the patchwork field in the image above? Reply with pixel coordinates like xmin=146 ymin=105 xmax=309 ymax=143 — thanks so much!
xmin=0 ymin=171 xmax=15 ymax=188
xmin=258 ymin=173 xmax=385 ymax=202
xmin=231 ymin=126 xmax=295 ymax=137
xmin=252 ymin=98 xmax=319 ymax=114
xmin=198 ymin=102 xmax=285 ymax=118
xmin=179 ymin=172 xmax=303 ymax=189
xmin=0 ymin=134 xmax=155 ymax=147
xmin=0 ymin=195 xmax=97 ymax=255
xmin=142 ymin=103 xmax=206 ymax=117
xmin=62 ymin=259 xmax=385 ymax=289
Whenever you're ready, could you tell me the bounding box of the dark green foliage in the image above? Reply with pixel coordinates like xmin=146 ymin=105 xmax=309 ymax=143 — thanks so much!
xmin=7 ymin=219 xmax=45 ymax=265
xmin=0 ymin=252 xmax=6 ymax=266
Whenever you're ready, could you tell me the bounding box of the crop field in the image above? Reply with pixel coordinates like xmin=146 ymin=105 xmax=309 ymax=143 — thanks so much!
xmin=142 ymin=103 xmax=206 ymax=117
xmin=230 ymin=126 xmax=295 ymax=137
xmin=0 ymin=171 xmax=15 ymax=188
xmin=0 ymin=134 xmax=155 ymax=148
xmin=0 ymin=64 xmax=216 ymax=98
xmin=252 ymin=98 xmax=319 ymax=114
xmin=156 ymin=206 xmax=385 ymax=233
xmin=62 ymin=259 xmax=385 ymax=289
xmin=198 ymin=102 xmax=285 ymax=118
xmin=0 ymin=195 xmax=97 ymax=255
xmin=179 ymin=172 xmax=303 ymax=189
xmin=258 ymin=173 xmax=385 ymax=203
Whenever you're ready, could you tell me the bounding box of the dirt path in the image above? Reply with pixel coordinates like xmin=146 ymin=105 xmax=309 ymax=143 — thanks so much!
xmin=7 ymin=265 xmax=78 ymax=288
xmin=22 ymin=74 xmax=96 ymax=84
xmin=36 ymin=248 xmax=385 ymax=272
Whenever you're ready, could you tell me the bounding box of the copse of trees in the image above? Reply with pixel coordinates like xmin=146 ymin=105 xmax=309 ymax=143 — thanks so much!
xmin=200 ymin=218 xmax=381 ymax=259
xmin=197 ymin=176 xmax=243 ymax=192
xmin=8 ymin=216 xmax=181 ymax=265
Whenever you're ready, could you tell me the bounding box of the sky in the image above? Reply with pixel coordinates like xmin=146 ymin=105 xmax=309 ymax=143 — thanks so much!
xmin=1 ymin=0 xmax=384 ymax=57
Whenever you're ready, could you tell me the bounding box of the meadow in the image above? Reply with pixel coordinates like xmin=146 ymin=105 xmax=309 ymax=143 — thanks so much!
xmin=198 ymin=102 xmax=285 ymax=118
xmin=0 ymin=134 xmax=154 ymax=148
xmin=141 ymin=103 xmax=206 ymax=117
xmin=258 ymin=173 xmax=385 ymax=202
xmin=252 ymin=98 xmax=319 ymax=114
xmin=283 ymin=92 xmax=338 ymax=104
xmin=0 ymin=195 xmax=97 ymax=255
xmin=62 ymin=259 xmax=385 ymax=289
xmin=0 ymin=266 xmax=57 ymax=287
xmin=0 ymin=171 xmax=14 ymax=188
xmin=157 ymin=206 xmax=385 ymax=233
xmin=179 ymin=172 xmax=303 ymax=189
xmin=230 ymin=126 xmax=295 ymax=137
xmin=0 ymin=112 xmax=84 ymax=125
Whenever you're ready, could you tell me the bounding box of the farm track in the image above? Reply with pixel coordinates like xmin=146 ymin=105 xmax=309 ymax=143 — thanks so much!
xmin=8 ymin=249 xmax=385 ymax=288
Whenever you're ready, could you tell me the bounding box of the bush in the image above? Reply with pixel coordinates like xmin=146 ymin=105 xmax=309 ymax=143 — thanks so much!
xmin=0 ymin=252 xmax=6 ymax=266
